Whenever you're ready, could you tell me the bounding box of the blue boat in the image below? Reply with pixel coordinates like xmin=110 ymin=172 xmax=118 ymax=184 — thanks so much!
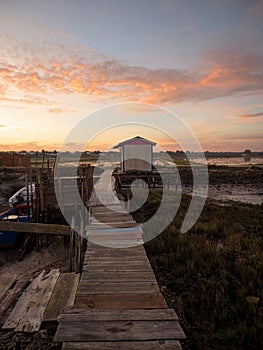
xmin=0 ymin=205 xmax=30 ymax=248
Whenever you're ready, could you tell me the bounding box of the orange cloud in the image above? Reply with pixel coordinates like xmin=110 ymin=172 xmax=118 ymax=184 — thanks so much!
xmin=0 ymin=141 xmax=61 ymax=152
xmin=238 ymin=112 xmax=263 ymax=119
xmin=0 ymin=35 xmax=263 ymax=106
xmin=47 ymin=107 xmax=78 ymax=114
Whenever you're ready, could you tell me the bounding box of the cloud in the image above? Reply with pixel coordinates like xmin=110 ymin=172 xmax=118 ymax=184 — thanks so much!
xmin=47 ymin=107 xmax=78 ymax=114
xmin=0 ymin=33 xmax=263 ymax=106
xmin=0 ymin=141 xmax=61 ymax=152
xmin=238 ymin=112 xmax=263 ymax=118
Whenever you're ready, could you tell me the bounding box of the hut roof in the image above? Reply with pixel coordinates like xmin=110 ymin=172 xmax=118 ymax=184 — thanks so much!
xmin=113 ymin=136 xmax=156 ymax=149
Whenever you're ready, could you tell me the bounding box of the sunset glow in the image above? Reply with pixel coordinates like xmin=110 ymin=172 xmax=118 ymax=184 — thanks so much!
xmin=0 ymin=1 xmax=262 ymax=151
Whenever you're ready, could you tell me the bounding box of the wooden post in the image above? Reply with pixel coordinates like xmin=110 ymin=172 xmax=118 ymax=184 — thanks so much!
xmin=69 ymin=217 xmax=75 ymax=272
xmin=41 ymin=151 xmax=44 ymax=170
xmin=37 ymin=169 xmax=45 ymax=213
xmin=74 ymin=229 xmax=79 ymax=273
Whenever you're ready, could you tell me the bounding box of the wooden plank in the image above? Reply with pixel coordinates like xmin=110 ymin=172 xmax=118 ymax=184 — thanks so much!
xmin=81 ymin=271 xmax=156 ymax=282
xmin=54 ymin=320 xmax=186 ymax=342
xmin=88 ymin=234 xmax=142 ymax=241
xmin=91 ymin=212 xmax=132 ymax=217
xmin=58 ymin=308 xmax=178 ymax=322
xmin=88 ymin=223 xmax=139 ymax=228
xmin=82 ymin=265 xmax=153 ymax=272
xmin=0 ymin=221 xmax=70 ymax=235
xmin=77 ymin=282 xmax=159 ymax=294
xmin=74 ymin=293 xmax=167 ymax=309
xmin=43 ymin=273 xmax=80 ymax=322
xmin=87 ymin=241 xmax=144 ymax=248
xmin=86 ymin=229 xmax=142 ymax=236
xmin=62 ymin=340 xmax=182 ymax=350
xmin=83 ymin=261 xmax=153 ymax=269
xmin=85 ymin=249 xmax=147 ymax=256
xmin=2 ymin=269 xmax=60 ymax=332
xmin=0 ymin=279 xmax=29 ymax=326
xmin=15 ymin=269 xmax=60 ymax=332
xmin=86 ymin=244 xmax=145 ymax=254
xmin=2 ymin=271 xmax=46 ymax=330
xmin=84 ymin=254 xmax=148 ymax=260
xmin=84 ymin=259 xmax=149 ymax=266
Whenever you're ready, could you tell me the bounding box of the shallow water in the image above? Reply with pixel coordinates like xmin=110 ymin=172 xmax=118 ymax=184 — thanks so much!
xmin=191 ymin=156 xmax=263 ymax=166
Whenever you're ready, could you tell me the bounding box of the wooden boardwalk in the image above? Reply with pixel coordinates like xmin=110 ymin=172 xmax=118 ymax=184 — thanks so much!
xmin=54 ymin=171 xmax=186 ymax=349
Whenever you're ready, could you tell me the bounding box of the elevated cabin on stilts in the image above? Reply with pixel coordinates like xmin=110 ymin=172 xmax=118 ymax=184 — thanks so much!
xmin=113 ymin=136 xmax=156 ymax=173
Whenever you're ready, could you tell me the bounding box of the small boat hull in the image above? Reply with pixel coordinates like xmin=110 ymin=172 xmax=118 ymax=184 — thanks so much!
xmin=0 ymin=231 xmax=17 ymax=248
xmin=0 ymin=205 xmax=30 ymax=249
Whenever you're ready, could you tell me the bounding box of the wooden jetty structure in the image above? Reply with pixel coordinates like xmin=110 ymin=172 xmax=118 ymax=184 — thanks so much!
xmin=0 ymin=166 xmax=186 ymax=348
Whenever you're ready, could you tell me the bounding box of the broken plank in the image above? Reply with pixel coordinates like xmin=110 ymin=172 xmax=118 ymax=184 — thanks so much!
xmin=15 ymin=269 xmax=60 ymax=332
xmin=0 ymin=279 xmax=29 ymax=326
xmin=2 ymin=269 xmax=60 ymax=332
xmin=2 ymin=271 xmax=46 ymax=330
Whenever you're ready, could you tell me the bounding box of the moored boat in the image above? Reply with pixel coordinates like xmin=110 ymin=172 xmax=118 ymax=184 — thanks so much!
xmin=0 ymin=204 xmax=31 ymax=248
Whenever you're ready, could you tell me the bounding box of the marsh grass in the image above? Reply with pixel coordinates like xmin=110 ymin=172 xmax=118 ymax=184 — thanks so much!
xmin=119 ymin=189 xmax=263 ymax=349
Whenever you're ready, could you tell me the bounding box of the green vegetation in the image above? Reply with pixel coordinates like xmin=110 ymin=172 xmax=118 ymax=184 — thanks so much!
xmin=121 ymin=189 xmax=263 ymax=349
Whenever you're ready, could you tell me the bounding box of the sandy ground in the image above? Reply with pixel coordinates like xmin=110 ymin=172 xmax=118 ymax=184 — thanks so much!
xmin=0 ymin=237 xmax=69 ymax=279
xmin=0 ymin=237 xmax=69 ymax=310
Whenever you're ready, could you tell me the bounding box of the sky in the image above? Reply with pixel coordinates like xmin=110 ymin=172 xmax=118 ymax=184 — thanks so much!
xmin=0 ymin=0 xmax=262 ymax=152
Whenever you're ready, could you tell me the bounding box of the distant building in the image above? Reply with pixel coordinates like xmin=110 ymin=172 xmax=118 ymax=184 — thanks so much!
xmin=113 ymin=136 xmax=156 ymax=172
xmin=0 ymin=153 xmax=31 ymax=168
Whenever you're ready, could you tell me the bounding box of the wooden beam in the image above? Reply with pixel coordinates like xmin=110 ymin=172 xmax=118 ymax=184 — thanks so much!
xmin=0 ymin=221 xmax=70 ymax=235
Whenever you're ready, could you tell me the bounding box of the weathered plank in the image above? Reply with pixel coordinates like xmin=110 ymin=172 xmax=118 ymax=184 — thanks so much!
xmin=43 ymin=273 xmax=80 ymax=322
xmin=87 ymin=234 xmax=143 ymax=241
xmin=0 ymin=279 xmax=29 ymax=326
xmin=2 ymin=271 xmax=46 ymax=330
xmin=0 ymin=221 xmax=70 ymax=235
xmin=86 ymin=245 xmax=146 ymax=254
xmin=88 ymin=222 xmax=139 ymax=228
xmin=54 ymin=320 xmax=186 ymax=342
xmin=84 ymin=253 xmax=148 ymax=260
xmin=74 ymin=293 xmax=167 ymax=309
xmin=81 ymin=271 xmax=156 ymax=282
xmin=16 ymin=269 xmax=60 ymax=332
xmin=62 ymin=340 xmax=183 ymax=350
xmin=77 ymin=281 xmax=159 ymax=294
xmin=2 ymin=269 xmax=60 ymax=332
xmin=84 ymin=258 xmax=150 ymax=265
xmin=58 ymin=308 xmax=178 ymax=322
xmin=87 ymin=241 xmax=144 ymax=248
xmin=84 ymin=250 xmax=147 ymax=257
xmin=82 ymin=264 xmax=153 ymax=272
